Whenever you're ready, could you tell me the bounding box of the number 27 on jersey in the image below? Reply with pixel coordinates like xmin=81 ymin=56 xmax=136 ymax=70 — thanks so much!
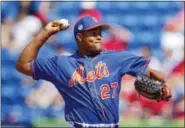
xmin=100 ymin=82 xmax=118 ymax=100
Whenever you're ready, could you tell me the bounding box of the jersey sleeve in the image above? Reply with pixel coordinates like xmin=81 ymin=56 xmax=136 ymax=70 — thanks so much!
xmin=118 ymin=52 xmax=150 ymax=76
xmin=30 ymin=56 xmax=58 ymax=82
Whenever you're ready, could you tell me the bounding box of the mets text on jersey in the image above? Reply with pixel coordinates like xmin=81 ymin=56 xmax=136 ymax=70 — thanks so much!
xmin=68 ymin=61 xmax=109 ymax=87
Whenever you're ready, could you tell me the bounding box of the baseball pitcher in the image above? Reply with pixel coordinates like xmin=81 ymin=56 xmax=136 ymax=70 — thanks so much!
xmin=16 ymin=16 xmax=171 ymax=128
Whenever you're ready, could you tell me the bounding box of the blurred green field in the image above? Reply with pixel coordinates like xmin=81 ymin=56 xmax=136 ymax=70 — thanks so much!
xmin=34 ymin=118 xmax=184 ymax=127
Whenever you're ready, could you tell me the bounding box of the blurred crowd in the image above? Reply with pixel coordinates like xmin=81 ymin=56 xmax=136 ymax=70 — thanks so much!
xmin=1 ymin=1 xmax=184 ymax=126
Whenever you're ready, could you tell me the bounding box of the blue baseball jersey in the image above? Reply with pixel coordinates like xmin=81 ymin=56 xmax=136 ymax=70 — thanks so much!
xmin=31 ymin=50 xmax=149 ymax=124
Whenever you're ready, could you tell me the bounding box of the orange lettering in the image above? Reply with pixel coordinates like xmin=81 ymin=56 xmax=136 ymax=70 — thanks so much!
xmin=69 ymin=61 xmax=110 ymax=87
xmin=79 ymin=66 xmax=85 ymax=83
xmin=96 ymin=61 xmax=103 ymax=79
xmin=96 ymin=61 xmax=109 ymax=79
xmin=68 ymin=66 xmax=85 ymax=87
xmin=86 ymin=71 xmax=96 ymax=82
xmin=102 ymin=64 xmax=109 ymax=77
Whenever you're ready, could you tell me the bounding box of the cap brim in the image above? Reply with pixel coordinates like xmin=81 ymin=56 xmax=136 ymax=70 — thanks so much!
xmin=84 ymin=24 xmax=110 ymax=31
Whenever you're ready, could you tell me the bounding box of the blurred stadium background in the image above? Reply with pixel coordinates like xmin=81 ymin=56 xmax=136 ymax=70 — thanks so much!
xmin=1 ymin=1 xmax=184 ymax=127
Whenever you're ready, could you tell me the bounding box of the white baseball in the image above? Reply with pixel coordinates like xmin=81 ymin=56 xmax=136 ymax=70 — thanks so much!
xmin=59 ymin=19 xmax=70 ymax=29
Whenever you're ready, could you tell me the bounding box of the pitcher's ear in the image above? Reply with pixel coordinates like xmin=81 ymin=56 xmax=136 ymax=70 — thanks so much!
xmin=76 ymin=33 xmax=82 ymax=42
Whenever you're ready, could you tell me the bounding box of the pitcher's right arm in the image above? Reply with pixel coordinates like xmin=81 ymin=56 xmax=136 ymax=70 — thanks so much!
xmin=16 ymin=19 xmax=69 ymax=76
